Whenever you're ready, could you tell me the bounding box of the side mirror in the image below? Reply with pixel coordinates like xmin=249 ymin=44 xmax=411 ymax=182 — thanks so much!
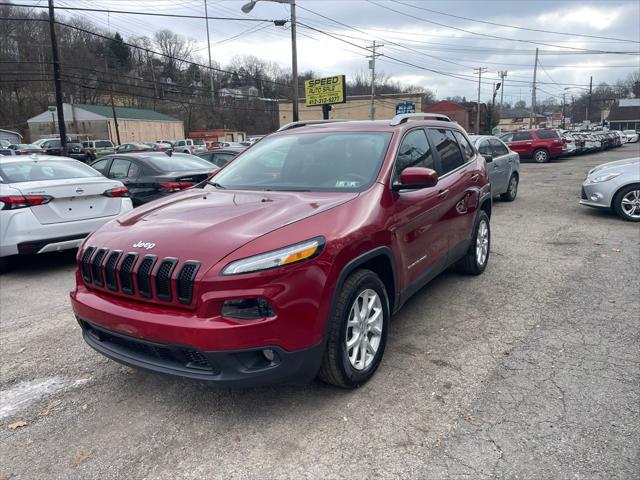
xmin=393 ymin=167 xmax=438 ymax=191
xmin=483 ymin=154 xmax=493 ymax=163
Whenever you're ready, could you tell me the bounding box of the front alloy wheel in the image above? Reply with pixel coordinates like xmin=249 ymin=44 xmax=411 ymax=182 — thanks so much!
xmin=319 ymin=269 xmax=389 ymax=388
xmin=345 ymin=289 xmax=383 ymax=371
xmin=614 ymin=186 xmax=640 ymax=222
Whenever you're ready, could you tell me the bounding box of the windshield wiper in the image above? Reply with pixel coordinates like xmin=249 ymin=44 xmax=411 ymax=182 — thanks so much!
xmin=208 ymin=181 xmax=226 ymax=189
xmin=262 ymin=187 xmax=311 ymax=192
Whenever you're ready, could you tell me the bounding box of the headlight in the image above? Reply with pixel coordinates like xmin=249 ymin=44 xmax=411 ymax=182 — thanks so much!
xmin=590 ymin=172 xmax=621 ymax=183
xmin=221 ymin=237 xmax=324 ymax=275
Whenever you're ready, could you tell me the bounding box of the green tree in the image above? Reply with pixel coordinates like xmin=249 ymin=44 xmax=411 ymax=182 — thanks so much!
xmin=108 ymin=32 xmax=130 ymax=71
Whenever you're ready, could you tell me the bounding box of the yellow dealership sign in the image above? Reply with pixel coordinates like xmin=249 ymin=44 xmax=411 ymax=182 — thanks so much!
xmin=304 ymin=75 xmax=346 ymax=107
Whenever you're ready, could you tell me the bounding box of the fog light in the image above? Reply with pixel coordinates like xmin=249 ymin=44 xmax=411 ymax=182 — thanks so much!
xmin=262 ymin=349 xmax=275 ymax=362
xmin=590 ymin=193 xmax=603 ymax=201
xmin=221 ymin=298 xmax=275 ymax=320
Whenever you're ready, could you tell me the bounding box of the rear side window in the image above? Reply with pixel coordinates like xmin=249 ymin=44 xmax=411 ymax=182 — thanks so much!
xmin=536 ymin=130 xmax=559 ymax=139
xmin=194 ymin=140 xmax=205 ymax=145
xmin=91 ymin=159 xmax=109 ymax=174
xmin=478 ymin=140 xmax=492 ymax=156
xmin=513 ymin=132 xmax=533 ymax=141
xmin=109 ymin=159 xmax=133 ymax=179
xmin=427 ymin=129 xmax=465 ymax=175
xmin=212 ymin=153 xmax=236 ymax=167
xmin=489 ymin=139 xmax=509 ymax=156
xmin=146 ymin=154 xmax=213 ymax=172
xmin=453 ymin=131 xmax=474 ymax=161
xmin=0 ymin=160 xmax=101 ymax=183
xmin=395 ymin=129 xmax=436 ymax=176
xmin=96 ymin=141 xmax=112 ymax=148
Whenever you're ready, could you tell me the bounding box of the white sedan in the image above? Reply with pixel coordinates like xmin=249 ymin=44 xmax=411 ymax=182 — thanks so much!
xmin=0 ymin=155 xmax=133 ymax=265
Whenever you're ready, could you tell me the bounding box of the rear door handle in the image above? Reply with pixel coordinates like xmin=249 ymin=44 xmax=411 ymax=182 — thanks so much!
xmin=470 ymin=173 xmax=480 ymax=182
xmin=438 ymin=189 xmax=449 ymax=199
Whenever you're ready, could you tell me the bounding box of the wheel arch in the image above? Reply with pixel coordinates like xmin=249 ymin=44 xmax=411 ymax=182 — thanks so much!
xmin=330 ymin=247 xmax=398 ymax=318
xmin=611 ymin=181 xmax=640 ymax=209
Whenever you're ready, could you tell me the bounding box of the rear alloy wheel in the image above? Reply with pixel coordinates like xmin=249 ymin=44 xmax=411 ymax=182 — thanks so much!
xmin=533 ymin=148 xmax=550 ymax=163
xmin=457 ymin=211 xmax=490 ymax=275
xmin=319 ymin=269 xmax=389 ymax=389
xmin=613 ymin=185 xmax=640 ymax=222
xmin=500 ymin=174 xmax=518 ymax=202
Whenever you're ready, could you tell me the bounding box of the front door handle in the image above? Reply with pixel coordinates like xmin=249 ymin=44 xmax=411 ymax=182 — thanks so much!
xmin=470 ymin=173 xmax=480 ymax=182
xmin=438 ymin=189 xmax=449 ymax=199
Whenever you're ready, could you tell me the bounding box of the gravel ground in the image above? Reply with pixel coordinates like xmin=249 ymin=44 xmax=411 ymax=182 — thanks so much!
xmin=1 ymin=145 xmax=639 ymax=479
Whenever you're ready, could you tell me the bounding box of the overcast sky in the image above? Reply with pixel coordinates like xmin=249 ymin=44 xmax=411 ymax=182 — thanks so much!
xmin=41 ymin=0 xmax=640 ymax=103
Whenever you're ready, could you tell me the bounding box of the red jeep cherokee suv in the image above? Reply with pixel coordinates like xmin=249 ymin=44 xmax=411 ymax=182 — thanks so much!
xmin=500 ymin=129 xmax=564 ymax=163
xmin=70 ymin=114 xmax=492 ymax=388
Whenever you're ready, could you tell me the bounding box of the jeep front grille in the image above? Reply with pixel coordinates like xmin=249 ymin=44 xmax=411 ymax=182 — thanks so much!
xmin=79 ymin=247 xmax=200 ymax=306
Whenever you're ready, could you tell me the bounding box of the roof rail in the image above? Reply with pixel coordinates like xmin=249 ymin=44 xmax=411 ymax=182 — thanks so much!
xmin=390 ymin=113 xmax=451 ymax=126
xmin=277 ymin=119 xmax=348 ymax=132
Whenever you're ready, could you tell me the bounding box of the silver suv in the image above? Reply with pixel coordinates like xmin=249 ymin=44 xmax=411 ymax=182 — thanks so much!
xmin=174 ymin=139 xmax=207 ymax=155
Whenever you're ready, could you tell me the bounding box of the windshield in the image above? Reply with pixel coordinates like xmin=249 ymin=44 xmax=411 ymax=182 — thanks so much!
xmin=145 ymin=154 xmax=213 ymax=172
xmin=209 ymin=131 xmax=392 ymax=192
xmin=0 ymin=159 xmax=101 ymax=183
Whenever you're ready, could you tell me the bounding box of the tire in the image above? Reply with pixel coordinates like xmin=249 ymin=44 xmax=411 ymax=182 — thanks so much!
xmin=0 ymin=256 xmax=12 ymax=274
xmin=533 ymin=148 xmax=550 ymax=163
xmin=500 ymin=174 xmax=518 ymax=202
xmin=456 ymin=211 xmax=490 ymax=275
xmin=612 ymin=184 xmax=640 ymax=222
xmin=318 ymin=269 xmax=390 ymax=389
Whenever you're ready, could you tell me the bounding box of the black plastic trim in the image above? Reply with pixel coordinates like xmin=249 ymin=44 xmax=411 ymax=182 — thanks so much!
xmin=176 ymin=261 xmax=201 ymax=305
xmin=155 ymin=258 xmax=178 ymax=302
xmin=104 ymin=250 xmax=122 ymax=291
xmin=78 ymin=318 xmax=324 ymax=387
xmin=136 ymin=255 xmax=157 ymax=299
xmin=119 ymin=253 xmax=138 ymax=295
xmin=91 ymin=248 xmax=108 ymax=287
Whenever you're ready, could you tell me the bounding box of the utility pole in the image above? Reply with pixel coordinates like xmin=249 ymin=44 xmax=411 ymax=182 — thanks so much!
xmin=586 ymin=75 xmax=593 ymax=124
xmin=367 ymin=41 xmax=383 ymax=120
xmin=241 ymin=0 xmax=299 ymax=120
xmin=562 ymin=91 xmax=566 ymax=129
xmin=474 ymin=67 xmax=487 ymax=134
xmin=530 ymin=48 xmax=539 ymax=129
xmin=48 ymin=0 xmax=67 ymax=155
xmin=290 ymin=0 xmax=299 ymax=122
xmin=203 ymin=0 xmax=215 ymax=104
xmin=104 ymin=59 xmax=121 ymax=145
xmin=498 ymin=70 xmax=507 ymax=112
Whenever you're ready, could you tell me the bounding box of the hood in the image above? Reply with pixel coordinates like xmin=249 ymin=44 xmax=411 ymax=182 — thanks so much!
xmin=85 ymin=188 xmax=358 ymax=266
xmin=588 ymin=157 xmax=639 ymax=176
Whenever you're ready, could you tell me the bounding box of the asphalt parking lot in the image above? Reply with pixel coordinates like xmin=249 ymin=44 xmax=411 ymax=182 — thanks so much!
xmin=1 ymin=145 xmax=639 ymax=479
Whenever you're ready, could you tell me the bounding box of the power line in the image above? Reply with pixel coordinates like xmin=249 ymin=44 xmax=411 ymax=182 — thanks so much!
xmin=296 ymin=21 xmax=597 ymax=89
xmin=0 ymin=17 xmax=294 ymax=89
xmin=391 ymin=0 xmax=640 ymax=44
xmin=0 ymin=3 xmax=286 ymax=22
xmin=366 ymin=0 xmax=640 ymax=55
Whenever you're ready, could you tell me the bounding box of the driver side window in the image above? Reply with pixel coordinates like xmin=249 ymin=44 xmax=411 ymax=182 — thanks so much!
xmin=394 ymin=129 xmax=436 ymax=178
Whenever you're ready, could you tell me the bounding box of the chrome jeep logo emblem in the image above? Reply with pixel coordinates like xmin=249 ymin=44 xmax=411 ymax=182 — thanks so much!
xmin=132 ymin=241 xmax=156 ymax=250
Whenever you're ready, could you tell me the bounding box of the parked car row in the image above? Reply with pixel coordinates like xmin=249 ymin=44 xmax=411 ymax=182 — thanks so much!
xmin=499 ymin=128 xmax=633 ymax=163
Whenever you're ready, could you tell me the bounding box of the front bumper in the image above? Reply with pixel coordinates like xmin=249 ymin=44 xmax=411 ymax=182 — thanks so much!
xmin=579 ymin=181 xmax=615 ymax=209
xmin=78 ymin=318 xmax=324 ymax=386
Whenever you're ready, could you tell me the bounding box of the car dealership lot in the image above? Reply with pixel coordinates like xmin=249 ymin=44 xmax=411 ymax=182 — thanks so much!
xmin=1 ymin=146 xmax=639 ymax=479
